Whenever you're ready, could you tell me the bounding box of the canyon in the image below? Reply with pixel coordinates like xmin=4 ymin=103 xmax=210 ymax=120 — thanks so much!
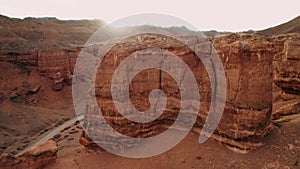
xmin=0 ymin=15 xmax=299 ymax=168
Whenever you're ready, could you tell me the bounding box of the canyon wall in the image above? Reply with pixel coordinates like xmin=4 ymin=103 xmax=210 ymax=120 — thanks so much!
xmin=0 ymin=47 xmax=80 ymax=91
xmin=272 ymin=33 xmax=300 ymax=119
xmin=273 ymin=34 xmax=300 ymax=94
xmin=0 ymin=48 xmax=79 ymax=74
xmin=78 ymin=33 xmax=290 ymax=153
xmin=1 ymin=32 xmax=299 ymax=153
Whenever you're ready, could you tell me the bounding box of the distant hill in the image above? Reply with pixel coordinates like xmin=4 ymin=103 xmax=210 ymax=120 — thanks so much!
xmin=258 ymin=15 xmax=300 ymax=36
xmin=1 ymin=14 xmax=300 ymax=52
xmin=0 ymin=14 xmax=105 ymax=51
xmin=0 ymin=14 xmax=221 ymax=52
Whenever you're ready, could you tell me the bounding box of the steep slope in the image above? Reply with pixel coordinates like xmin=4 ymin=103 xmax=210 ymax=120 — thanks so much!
xmin=258 ymin=15 xmax=300 ymax=36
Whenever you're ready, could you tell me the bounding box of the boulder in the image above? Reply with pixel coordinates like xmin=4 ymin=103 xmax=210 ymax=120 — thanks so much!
xmin=52 ymin=72 xmax=64 ymax=91
xmin=0 ymin=140 xmax=58 ymax=169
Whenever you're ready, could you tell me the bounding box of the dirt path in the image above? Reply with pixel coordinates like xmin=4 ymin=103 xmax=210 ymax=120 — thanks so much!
xmin=16 ymin=115 xmax=83 ymax=156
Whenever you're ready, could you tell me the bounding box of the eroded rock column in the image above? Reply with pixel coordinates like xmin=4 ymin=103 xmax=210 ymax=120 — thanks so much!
xmin=208 ymin=34 xmax=275 ymax=152
xmin=79 ymin=33 xmax=276 ymax=153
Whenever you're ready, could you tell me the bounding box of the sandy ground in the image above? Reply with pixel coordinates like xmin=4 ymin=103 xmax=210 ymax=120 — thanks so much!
xmin=44 ymin=113 xmax=300 ymax=169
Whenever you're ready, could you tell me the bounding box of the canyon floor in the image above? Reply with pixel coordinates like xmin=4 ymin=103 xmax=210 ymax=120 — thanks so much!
xmin=46 ymin=114 xmax=300 ymax=169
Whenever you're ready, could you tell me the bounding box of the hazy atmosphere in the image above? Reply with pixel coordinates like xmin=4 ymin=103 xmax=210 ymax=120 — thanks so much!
xmin=1 ymin=0 xmax=300 ymax=31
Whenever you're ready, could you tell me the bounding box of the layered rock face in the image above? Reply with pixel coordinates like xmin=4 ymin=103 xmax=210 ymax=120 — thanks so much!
xmin=37 ymin=49 xmax=80 ymax=75
xmin=272 ymin=33 xmax=300 ymax=119
xmin=79 ymin=33 xmax=277 ymax=152
xmin=210 ymin=34 xmax=276 ymax=151
xmin=38 ymin=49 xmax=79 ymax=90
xmin=0 ymin=140 xmax=58 ymax=169
xmin=0 ymin=15 xmax=102 ymax=92
xmin=273 ymin=34 xmax=300 ymax=94
xmin=0 ymin=49 xmax=39 ymax=65
xmin=0 ymin=48 xmax=79 ymax=91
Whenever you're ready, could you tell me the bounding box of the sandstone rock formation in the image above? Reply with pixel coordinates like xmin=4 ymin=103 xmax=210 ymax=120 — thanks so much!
xmin=0 ymin=48 xmax=79 ymax=91
xmin=0 ymin=140 xmax=58 ymax=169
xmin=209 ymin=33 xmax=276 ymax=151
xmin=0 ymin=14 xmax=101 ymax=92
xmin=78 ymin=33 xmax=281 ymax=153
xmin=273 ymin=35 xmax=300 ymax=94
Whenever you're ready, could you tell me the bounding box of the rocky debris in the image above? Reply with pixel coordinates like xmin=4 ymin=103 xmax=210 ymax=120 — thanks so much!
xmin=0 ymin=140 xmax=58 ymax=169
xmin=8 ymin=90 xmax=18 ymax=100
xmin=28 ymin=82 xmax=40 ymax=94
xmin=17 ymin=145 xmax=26 ymax=151
xmin=273 ymin=102 xmax=300 ymax=119
xmin=52 ymin=72 xmax=64 ymax=91
xmin=49 ymin=70 xmax=73 ymax=91
xmin=0 ymin=92 xmax=5 ymax=102
xmin=53 ymin=134 xmax=61 ymax=139
xmin=69 ymin=130 xmax=78 ymax=134
xmin=64 ymin=71 xmax=73 ymax=86
xmin=20 ymin=81 xmax=40 ymax=95
xmin=52 ymin=134 xmax=62 ymax=142
xmin=79 ymin=131 xmax=100 ymax=149
xmin=67 ymin=137 xmax=74 ymax=141
xmin=280 ymin=91 xmax=296 ymax=101
xmin=262 ymin=161 xmax=281 ymax=169
xmin=7 ymin=81 xmax=40 ymax=103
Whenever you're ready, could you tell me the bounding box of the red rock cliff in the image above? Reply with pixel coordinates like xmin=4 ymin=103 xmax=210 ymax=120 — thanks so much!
xmin=78 ymin=33 xmax=286 ymax=153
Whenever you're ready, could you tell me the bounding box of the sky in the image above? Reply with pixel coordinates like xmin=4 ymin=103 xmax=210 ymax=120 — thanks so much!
xmin=1 ymin=0 xmax=300 ymax=31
